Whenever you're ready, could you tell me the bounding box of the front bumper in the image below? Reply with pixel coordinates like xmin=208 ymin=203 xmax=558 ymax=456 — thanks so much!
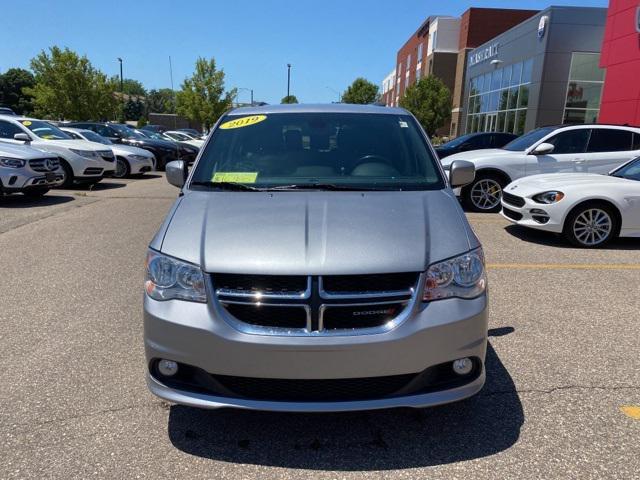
xmin=1 ymin=171 xmax=64 ymax=191
xmin=129 ymin=156 xmax=155 ymax=174
xmin=501 ymin=197 xmax=566 ymax=233
xmin=144 ymin=290 xmax=488 ymax=411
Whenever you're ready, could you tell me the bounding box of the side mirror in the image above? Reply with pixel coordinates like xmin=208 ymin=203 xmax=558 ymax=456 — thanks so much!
xmin=166 ymin=160 xmax=188 ymax=188
xmin=14 ymin=133 xmax=31 ymax=143
xmin=531 ymin=142 xmax=554 ymax=155
xmin=449 ymin=160 xmax=476 ymax=188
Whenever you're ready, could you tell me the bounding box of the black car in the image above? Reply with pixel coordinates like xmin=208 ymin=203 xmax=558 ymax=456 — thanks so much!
xmin=0 ymin=106 xmax=16 ymax=115
xmin=140 ymin=124 xmax=167 ymax=134
xmin=435 ymin=132 xmax=517 ymax=159
xmin=65 ymin=122 xmax=198 ymax=169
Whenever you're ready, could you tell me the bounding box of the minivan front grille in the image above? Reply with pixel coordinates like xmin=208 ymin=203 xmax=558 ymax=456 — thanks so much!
xmin=214 ymin=273 xmax=420 ymax=336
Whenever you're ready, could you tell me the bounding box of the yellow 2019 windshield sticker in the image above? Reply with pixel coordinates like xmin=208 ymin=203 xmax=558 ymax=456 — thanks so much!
xmin=22 ymin=120 xmax=32 ymax=126
xmin=212 ymin=172 xmax=258 ymax=183
xmin=219 ymin=115 xmax=267 ymax=130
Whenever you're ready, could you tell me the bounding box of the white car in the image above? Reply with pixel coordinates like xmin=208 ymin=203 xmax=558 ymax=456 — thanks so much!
xmin=163 ymin=130 xmax=205 ymax=148
xmin=441 ymin=124 xmax=640 ymax=212
xmin=0 ymin=115 xmax=116 ymax=187
xmin=500 ymin=156 xmax=640 ymax=247
xmin=0 ymin=142 xmax=64 ymax=197
xmin=61 ymin=128 xmax=155 ymax=178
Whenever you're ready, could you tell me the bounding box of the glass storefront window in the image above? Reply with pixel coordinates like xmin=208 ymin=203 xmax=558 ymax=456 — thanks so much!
xmin=565 ymin=81 xmax=602 ymax=110
xmin=507 ymin=87 xmax=519 ymax=110
xmin=521 ymin=59 xmax=534 ymax=84
xmin=505 ymin=111 xmax=516 ymax=134
xmin=465 ymin=57 xmax=534 ymax=135
xmin=562 ymin=52 xmax=604 ymax=125
xmin=501 ymin=64 xmax=512 ymax=90
xmin=491 ymin=69 xmax=502 ymax=91
xmin=510 ymin=62 xmax=522 ymax=86
xmin=569 ymin=53 xmax=605 ymax=82
xmin=518 ymin=85 xmax=529 ymax=109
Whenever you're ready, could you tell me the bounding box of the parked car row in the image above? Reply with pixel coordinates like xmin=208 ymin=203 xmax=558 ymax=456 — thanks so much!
xmin=437 ymin=124 xmax=640 ymax=247
xmin=0 ymin=114 xmax=204 ymax=198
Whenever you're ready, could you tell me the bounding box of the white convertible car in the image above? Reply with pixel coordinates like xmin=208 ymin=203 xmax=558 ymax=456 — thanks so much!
xmin=501 ymin=156 xmax=640 ymax=247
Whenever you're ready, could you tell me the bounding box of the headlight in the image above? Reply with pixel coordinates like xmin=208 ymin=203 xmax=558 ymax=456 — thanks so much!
xmin=69 ymin=148 xmax=98 ymax=159
xmin=128 ymin=154 xmax=149 ymax=161
xmin=0 ymin=157 xmax=26 ymax=168
xmin=532 ymin=191 xmax=564 ymax=204
xmin=145 ymin=250 xmax=206 ymax=303
xmin=423 ymin=248 xmax=486 ymax=301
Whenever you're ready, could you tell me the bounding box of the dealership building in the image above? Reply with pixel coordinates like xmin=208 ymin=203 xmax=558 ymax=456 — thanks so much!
xmin=460 ymin=6 xmax=607 ymax=135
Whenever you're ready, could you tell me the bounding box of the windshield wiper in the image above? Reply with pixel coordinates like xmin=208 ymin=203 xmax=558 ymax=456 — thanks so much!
xmin=265 ymin=183 xmax=374 ymax=191
xmin=190 ymin=181 xmax=263 ymax=191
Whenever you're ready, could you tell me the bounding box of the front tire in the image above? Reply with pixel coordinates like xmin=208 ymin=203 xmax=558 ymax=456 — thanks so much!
xmin=57 ymin=161 xmax=74 ymax=188
xmin=114 ymin=157 xmax=131 ymax=178
xmin=461 ymin=173 xmax=507 ymax=213
xmin=563 ymin=203 xmax=619 ymax=248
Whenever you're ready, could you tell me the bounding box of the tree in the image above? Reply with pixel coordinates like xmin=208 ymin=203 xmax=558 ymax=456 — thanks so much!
xmin=124 ymin=98 xmax=144 ymax=121
xmin=25 ymin=46 xmax=118 ymax=120
xmin=281 ymin=95 xmax=298 ymax=104
xmin=176 ymin=57 xmax=235 ymax=130
xmin=146 ymin=88 xmax=175 ymax=114
xmin=399 ymin=76 xmax=451 ymax=137
xmin=0 ymin=68 xmax=35 ymax=115
xmin=111 ymin=77 xmax=146 ymax=97
xmin=341 ymin=78 xmax=379 ymax=104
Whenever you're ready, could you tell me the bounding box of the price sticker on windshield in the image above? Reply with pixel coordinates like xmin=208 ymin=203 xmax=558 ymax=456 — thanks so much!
xmin=219 ymin=115 xmax=267 ymax=130
xmin=212 ymin=172 xmax=258 ymax=183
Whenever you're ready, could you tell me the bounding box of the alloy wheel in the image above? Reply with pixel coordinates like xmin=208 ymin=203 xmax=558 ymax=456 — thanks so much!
xmin=114 ymin=158 xmax=128 ymax=178
xmin=572 ymin=208 xmax=613 ymax=246
xmin=470 ymin=179 xmax=502 ymax=211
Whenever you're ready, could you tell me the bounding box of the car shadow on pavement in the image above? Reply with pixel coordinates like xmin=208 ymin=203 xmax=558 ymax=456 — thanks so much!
xmin=130 ymin=174 xmax=163 ymax=180
xmin=504 ymin=224 xmax=640 ymax=250
xmin=0 ymin=194 xmax=75 ymax=208
xmin=167 ymin=343 xmax=523 ymax=471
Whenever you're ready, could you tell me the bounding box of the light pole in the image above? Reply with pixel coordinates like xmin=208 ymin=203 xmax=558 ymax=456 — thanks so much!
xmin=117 ymin=58 xmax=124 ymax=121
xmin=287 ymin=63 xmax=292 ymax=98
xmin=237 ymin=87 xmax=254 ymax=106
xmin=326 ymin=86 xmax=341 ymax=103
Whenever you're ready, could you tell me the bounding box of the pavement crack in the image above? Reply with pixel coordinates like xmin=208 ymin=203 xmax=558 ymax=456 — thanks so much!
xmin=2 ymin=401 xmax=162 ymax=432
xmin=485 ymin=385 xmax=640 ymax=396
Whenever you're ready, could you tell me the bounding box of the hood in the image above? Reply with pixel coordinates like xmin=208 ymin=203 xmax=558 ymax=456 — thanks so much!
xmin=124 ymin=138 xmax=177 ymax=150
xmin=159 ymin=190 xmax=476 ymax=275
xmin=0 ymin=141 xmax=55 ymax=160
xmin=507 ymin=173 xmax=624 ymax=194
xmin=440 ymin=148 xmax=515 ymax=166
xmin=111 ymin=144 xmax=153 ymax=157
xmin=31 ymin=138 xmax=111 ymax=152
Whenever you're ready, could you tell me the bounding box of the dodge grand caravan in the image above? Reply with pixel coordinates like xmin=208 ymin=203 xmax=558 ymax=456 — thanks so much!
xmin=144 ymin=104 xmax=487 ymax=412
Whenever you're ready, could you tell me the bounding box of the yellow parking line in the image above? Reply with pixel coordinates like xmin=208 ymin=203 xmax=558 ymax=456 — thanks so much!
xmin=620 ymin=406 xmax=640 ymax=420
xmin=487 ymin=263 xmax=640 ymax=271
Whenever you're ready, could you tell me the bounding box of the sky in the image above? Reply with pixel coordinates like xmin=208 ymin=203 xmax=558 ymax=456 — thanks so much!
xmin=0 ymin=0 xmax=608 ymax=105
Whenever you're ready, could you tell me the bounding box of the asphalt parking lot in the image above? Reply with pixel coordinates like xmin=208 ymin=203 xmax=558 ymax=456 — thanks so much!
xmin=1 ymin=175 xmax=639 ymax=479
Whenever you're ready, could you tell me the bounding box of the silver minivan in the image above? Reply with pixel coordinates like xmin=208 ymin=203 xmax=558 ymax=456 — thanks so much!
xmin=144 ymin=104 xmax=487 ymax=412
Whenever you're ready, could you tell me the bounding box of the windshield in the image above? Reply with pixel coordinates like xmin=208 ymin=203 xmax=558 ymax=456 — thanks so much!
xmin=81 ymin=130 xmax=112 ymax=145
xmin=611 ymin=157 xmax=640 ymax=180
xmin=439 ymin=133 xmax=475 ymax=149
xmin=190 ymin=112 xmax=444 ymax=191
xmin=22 ymin=120 xmax=71 ymax=140
xmin=503 ymin=127 xmax=556 ymax=151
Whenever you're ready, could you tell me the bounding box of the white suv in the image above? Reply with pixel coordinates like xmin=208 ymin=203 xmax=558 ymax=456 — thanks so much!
xmin=0 ymin=115 xmax=116 ymax=187
xmin=440 ymin=125 xmax=640 ymax=212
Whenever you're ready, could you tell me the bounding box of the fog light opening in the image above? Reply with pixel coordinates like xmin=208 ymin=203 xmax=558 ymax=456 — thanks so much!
xmin=452 ymin=358 xmax=473 ymax=376
xmin=157 ymin=359 xmax=179 ymax=377
xmin=530 ymin=209 xmax=550 ymax=224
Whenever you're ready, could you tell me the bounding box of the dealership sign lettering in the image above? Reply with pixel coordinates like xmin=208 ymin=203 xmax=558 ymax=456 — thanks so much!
xmin=468 ymin=43 xmax=499 ymax=66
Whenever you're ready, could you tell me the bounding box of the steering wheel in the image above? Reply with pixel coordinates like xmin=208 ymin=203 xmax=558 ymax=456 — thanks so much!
xmin=350 ymin=154 xmax=393 ymax=170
